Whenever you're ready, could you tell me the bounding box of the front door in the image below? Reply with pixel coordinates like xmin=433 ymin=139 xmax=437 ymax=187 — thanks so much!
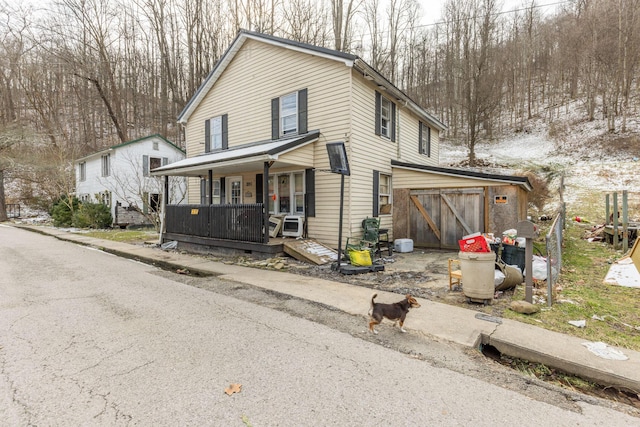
xmin=227 ymin=177 xmax=242 ymax=204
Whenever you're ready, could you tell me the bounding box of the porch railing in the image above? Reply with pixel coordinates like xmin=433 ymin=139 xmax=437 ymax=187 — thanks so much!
xmin=165 ymin=203 xmax=265 ymax=243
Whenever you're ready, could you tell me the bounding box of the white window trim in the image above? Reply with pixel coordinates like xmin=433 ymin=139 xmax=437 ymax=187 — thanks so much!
xmin=379 ymin=173 xmax=392 ymax=216
xmin=101 ymin=154 xmax=110 ymax=177
xmin=210 ymin=115 xmax=223 ymax=151
xmin=380 ymin=96 xmax=391 ymax=139
xmin=280 ymin=92 xmax=298 ymax=136
xmin=420 ymin=122 xmax=431 ymax=156
xmin=268 ymin=171 xmax=305 ymax=215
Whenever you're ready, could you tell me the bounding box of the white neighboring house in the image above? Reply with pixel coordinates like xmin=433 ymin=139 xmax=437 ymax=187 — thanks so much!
xmin=75 ymin=134 xmax=187 ymax=227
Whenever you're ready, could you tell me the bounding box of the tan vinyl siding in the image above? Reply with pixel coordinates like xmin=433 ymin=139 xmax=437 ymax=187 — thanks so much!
xmin=345 ymin=77 xmax=399 ymax=240
xmin=183 ymin=39 xmax=353 ymax=248
xmin=185 ymin=39 xmax=351 ymax=156
xmin=276 ymin=143 xmax=314 ymax=167
xmin=396 ymin=108 xmax=440 ymax=166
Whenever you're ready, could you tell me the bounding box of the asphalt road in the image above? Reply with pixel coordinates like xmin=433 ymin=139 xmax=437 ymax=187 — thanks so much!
xmin=1 ymin=224 xmax=638 ymax=426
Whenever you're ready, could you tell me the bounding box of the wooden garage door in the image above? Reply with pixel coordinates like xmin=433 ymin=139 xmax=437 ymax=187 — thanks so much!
xmin=409 ymin=188 xmax=485 ymax=249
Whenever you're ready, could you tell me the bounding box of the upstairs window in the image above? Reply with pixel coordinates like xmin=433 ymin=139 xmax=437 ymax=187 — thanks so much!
xmin=280 ymin=92 xmax=298 ymax=135
xmin=375 ymin=91 xmax=396 ymax=141
xmin=143 ymin=155 xmax=167 ymax=176
xmin=101 ymin=154 xmax=110 ymax=177
xmin=419 ymin=122 xmax=431 ymax=157
xmin=271 ymin=89 xmax=308 ymax=139
xmin=205 ymin=114 xmax=228 ymax=152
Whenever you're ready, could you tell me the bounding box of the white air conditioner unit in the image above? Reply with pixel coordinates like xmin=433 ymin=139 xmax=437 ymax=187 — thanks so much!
xmin=282 ymin=215 xmax=304 ymax=237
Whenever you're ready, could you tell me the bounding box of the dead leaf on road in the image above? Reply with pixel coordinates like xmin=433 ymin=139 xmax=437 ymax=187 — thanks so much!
xmin=225 ymin=383 xmax=242 ymax=396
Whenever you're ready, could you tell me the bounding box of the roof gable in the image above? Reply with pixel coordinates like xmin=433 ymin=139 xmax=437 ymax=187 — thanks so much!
xmin=76 ymin=134 xmax=184 ymax=163
xmin=177 ymin=30 xmax=446 ymax=131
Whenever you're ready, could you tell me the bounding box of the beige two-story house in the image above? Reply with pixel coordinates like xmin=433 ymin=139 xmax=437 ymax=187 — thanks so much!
xmin=153 ymin=30 xmax=530 ymax=255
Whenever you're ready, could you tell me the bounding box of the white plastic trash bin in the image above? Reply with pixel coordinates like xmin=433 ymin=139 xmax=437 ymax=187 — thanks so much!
xmin=459 ymin=251 xmax=495 ymax=304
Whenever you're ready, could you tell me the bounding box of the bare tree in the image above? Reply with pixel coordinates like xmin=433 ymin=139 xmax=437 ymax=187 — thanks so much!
xmin=330 ymin=0 xmax=362 ymax=52
xmin=282 ymin=0 xmax=331 ymax=45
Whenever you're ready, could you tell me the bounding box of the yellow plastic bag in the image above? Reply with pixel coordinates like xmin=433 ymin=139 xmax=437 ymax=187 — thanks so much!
xmin=349 ymin=249 xmax=372 ymax=266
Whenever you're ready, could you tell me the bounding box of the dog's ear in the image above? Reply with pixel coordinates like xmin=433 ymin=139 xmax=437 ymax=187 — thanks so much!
xmin=405 ymin=294 xmax=411 ymax=299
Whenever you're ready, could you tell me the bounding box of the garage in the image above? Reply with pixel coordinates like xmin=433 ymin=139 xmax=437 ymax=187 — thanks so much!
xmin=391 ymin=161 xmax=532 ymax=250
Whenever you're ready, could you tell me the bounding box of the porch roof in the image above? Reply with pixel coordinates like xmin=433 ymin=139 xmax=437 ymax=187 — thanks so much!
xmin=151 ymin=130 xmax=320 ymax=177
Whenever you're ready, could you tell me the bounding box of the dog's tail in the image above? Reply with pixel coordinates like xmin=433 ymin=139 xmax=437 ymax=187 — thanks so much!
xmin=368 ymin=293 xmax=378 ymax=316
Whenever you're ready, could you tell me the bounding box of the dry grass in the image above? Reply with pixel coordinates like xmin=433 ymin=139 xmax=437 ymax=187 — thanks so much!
xmin=503 ymin=222 xmax=640 ymax=352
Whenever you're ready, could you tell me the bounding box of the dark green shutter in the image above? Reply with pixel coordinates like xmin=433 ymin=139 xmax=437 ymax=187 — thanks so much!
xmin=256 ymin=174 xmax=263 ymax=204
xmin=143 ymin=155 xmax=149 ymax=176
xmin=222 ymin=114 xmax=228 ymax=149
xmin=427 ymin=126 xmax=431 ymax=157
xmin=298 ymin=89 xmax=308 ymax=134
xmin=220 ymin=177 xmax=226 ymax=204
xmin=162 ymin=157 xmax=168 ymax=165
xmin=200 ymin=179 xmax=206 ymax=204
xmin=418 ymin=122 xmax=423 ymax=154
xmin=271 ymin=98 xmax=279 ymax=139
xmin=391 ymin=102 xmax=396 ymax=142
xmin=205 ymin=119 xmax=211 ymax=152
xmin=373 ymin=170 xmax=379 ymax=217
xmin=305 ymin=168 xmax=315 ymax=217
xmin=375 ymin=91 xmax=381 ymax=136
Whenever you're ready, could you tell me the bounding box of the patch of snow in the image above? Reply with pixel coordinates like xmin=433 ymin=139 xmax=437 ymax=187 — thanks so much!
xmin=439 ymin=104 xmax=640 ymax=221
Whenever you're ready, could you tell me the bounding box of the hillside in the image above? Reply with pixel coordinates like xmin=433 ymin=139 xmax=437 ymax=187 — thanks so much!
xmin=440 ymin=107 xmax=640 ymax=223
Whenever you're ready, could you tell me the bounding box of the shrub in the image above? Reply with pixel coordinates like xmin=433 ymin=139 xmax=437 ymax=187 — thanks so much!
xmin=522 ymin=171 xmax=551 ymax=213
xmin=50 ymin=195 xmax=79 ymax=227
xmin=72 ymin=202 xmax=112 ymax=229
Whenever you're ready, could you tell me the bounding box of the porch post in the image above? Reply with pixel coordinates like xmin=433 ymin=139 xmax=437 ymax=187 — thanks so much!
xmin=208 ymin=169 xmax=213 ymax=205
xmin=159 ymin=175 xmax=169 ymax=245
xmin=263 ymin=162 xmax=270 ymax=243
xmin=164 ymin=175 xmax=169 ymax=205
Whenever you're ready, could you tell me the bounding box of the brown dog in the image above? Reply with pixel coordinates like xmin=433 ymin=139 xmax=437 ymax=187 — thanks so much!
xmin=368 ymin=293 xmax=421 ymax=334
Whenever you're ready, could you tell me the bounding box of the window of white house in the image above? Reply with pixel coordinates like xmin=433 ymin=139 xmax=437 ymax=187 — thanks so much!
xmin=101 ymin=154 xmax=110 ymax=177
xmin=209 ymin=115 xmax=223 ymax=150
xmin=419 ymin=122 xmax=431 ymax=157
xmin=149 ymin=193 xmax=160 ymax=212
xmin=153 ymin=141 xmax=159 ymax=150
xmin=379 ymin=174 xmax=392 ymax=215
xmin=79 ymin=194 xmax=90 ymax=202
xmin=149 ymin=156 xmax=162 ymax=171
xmin=280 ymin=92 xmax=298 ymax=135
xmin=380 ymin=96 xmax=391 ymax=138
xmin=268 ymin=171 xmax=304 ymax=214
xmin=79 ymin=162 xmax=86 ymax=181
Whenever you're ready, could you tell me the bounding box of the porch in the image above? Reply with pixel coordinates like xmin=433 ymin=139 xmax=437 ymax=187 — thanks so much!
xmin=163 ymin=203 xmax=286 ymax=256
